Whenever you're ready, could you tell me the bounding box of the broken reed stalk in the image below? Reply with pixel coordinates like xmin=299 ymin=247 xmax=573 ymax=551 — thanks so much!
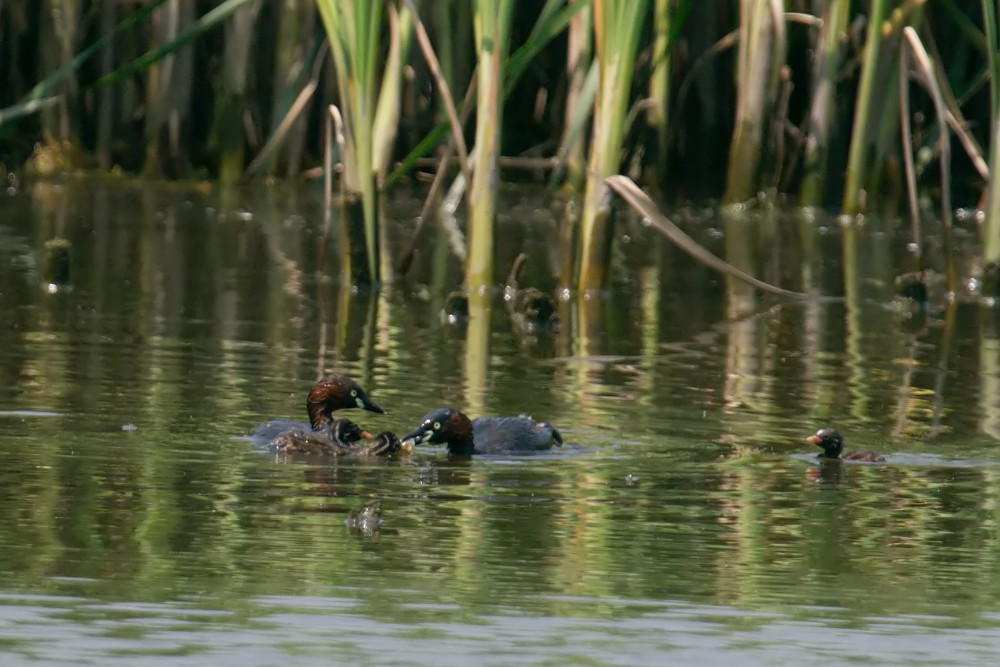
xmin=404 ymin=0 xmax=472 ymax=186
xmin=899 ymin=42 xmax=921 ymax=253
xmin=0 ymin=96 xmax=62 ymax=126
xmin=576 ymin=0 xmax=648 ymax=293
xmin=605 ymin=175 xmax=807 ymax=298
xmin=246 ymin=42 xmax=326 ymax=177
xmin=396 ymin=76 xmax=478 ymax=277
xmin=902 ymin=31 xmax=952 ymax=229
xmin=902 ymin=27 xmax=955 ymax=291
xmin=465 ymin=0 xmax=514 ymax=296
xmin=926 ymin=45 xmax=987 ymax=181
xmin=322 ymin=104 xmax=339 ymax=270
xmin=322 ymin=105 xmax=348 ymax=272
xmin=328 ymin=104 xmax=373 ymax=288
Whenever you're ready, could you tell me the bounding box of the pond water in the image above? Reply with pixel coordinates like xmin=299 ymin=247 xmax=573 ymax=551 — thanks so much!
xmin=1 ymin=178 xmax=1000 ymax=665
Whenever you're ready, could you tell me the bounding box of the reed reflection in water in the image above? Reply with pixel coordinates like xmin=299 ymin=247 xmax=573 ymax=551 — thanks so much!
xmin=0 ymin=180 xmax=999 ymax=664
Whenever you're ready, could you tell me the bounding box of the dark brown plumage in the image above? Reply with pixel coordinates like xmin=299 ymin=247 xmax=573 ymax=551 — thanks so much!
xmin=270 ymin=418 xmax=371 ymax=456
xmin=807 ymin=428 xmax=885 ymax=462
xmin=270 ymin=422 xmax=404 ymax=458
xmin=250 ymin=373 xmax=384 ymax=443
xmin=503 ymin=253 xmax=558 ymax=333
xmin=400 ymin=407 xmax=562 ymax=456
xmin=305 ymin=374 xmax=384 ymax=429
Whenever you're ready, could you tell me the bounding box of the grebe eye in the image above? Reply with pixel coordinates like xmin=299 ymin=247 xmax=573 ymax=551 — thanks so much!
xmin=350 ymin=389 xmax=358 ymax=397
xmin=433 ymin=421 xmax=441 ymax=430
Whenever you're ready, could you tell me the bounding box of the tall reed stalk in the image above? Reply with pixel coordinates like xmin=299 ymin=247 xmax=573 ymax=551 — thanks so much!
xmin=44 ymin=0 xmax=80 ymax=141
xmin=375 ymin=1 xmax=416 ymax=281
xmin=576 ymin=0 xmax=648 ymax=293
xmin=268 ymin=0 xmax=315 ymax=176
xmin=145 ymin=0 xmax=195 ymax=177
xmin=560 ymin=0 xmax=593 ymax=190
xmin=465 ymin=0 xmax=514 ymax=295
xmin=724 ymin=0 xmax=784 ymax=203
xmin=842 ymin=0 xmax=891 ymax=214
xmin=464 ymin=297 xmax=491 ymax=418
xmin=800 ymin=0 xmax=850 ymax=207
xmin=317 ymin=0 xmax=384 ymax=286
xmin=373 ymin=1 xmax=414 ymax=183
xmin=986 ymin=104 xmax=1000 ymax=267
xmin=647 ymin=0 xmax=674 ymax=182
xmin=984 ymin=0 xmax=1000 ymax=128
xmin=217 ymin=0 xmax=260 ymax=187
xmin=983 ymin=0 xmax=1000 ymax=266
xmin=96 ymin=0 xmax=116 ymax=170
xmin=980 ymin=322 xmax=1000 ymax=438
xmin=901 ymin=27 xmax=953 ymax=290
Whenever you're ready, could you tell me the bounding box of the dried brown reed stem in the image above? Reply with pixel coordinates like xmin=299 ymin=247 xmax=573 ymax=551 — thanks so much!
xmin=246 ymin=43 xmax=327 ymax=177
xmin=902 ymin=27 xmax=955 ymax=292
xmin=404 ymin=0 xmax=472 ymax=187
xmin=606 ymin=175 xmax=807 ymax=298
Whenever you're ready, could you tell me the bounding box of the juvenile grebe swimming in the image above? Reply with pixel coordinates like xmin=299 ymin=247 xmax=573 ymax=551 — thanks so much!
xmin=270 ymin=420 xmax=404 ymax=457
xmin=807 ymin=428 xmax=886 ymax=462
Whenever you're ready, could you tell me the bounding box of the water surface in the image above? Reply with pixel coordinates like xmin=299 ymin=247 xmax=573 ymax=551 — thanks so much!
xmin=1 ymin=178 xmax=999 ymax=665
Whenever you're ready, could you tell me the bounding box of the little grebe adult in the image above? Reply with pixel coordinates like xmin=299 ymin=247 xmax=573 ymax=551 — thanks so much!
xmin=807 ymin=428 xmax=886 ymax=462
xmin=251 ymin=374 xmax=384 ymax=442
xmin=400 ymin=407 xmax=562 ymax=456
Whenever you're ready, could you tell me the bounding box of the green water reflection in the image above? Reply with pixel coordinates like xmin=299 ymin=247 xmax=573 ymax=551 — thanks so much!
xmin=1 ymin=179 xmax=999 ymax=663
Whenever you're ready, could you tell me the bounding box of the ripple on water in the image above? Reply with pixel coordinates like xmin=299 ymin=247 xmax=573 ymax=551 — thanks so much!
xmin=4 ymin=182 xmax=1000 ymax=665
xmin=0 ymin=410 xmax=64 ymax=418
xmin=3 ymin=592 xmax=991 ymax=666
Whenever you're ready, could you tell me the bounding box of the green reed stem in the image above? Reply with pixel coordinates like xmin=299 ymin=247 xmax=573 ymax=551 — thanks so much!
xmin=558 ymin=0 xmax=592 ymax=191
xmin=465 ymin=0 xmax=514 ymax=294
xmin=984 ymin=1 xmax=1000 ymax=265
xmin=268 ymin=0 xmax=315 ymax=175
xmin=317 ymin=0 xmax=384 ymax=286
xmin=842 ymin=0 xmax=891 ymax=214
xmin=724 ymin=0 xmax=785 ymax=203
xmin=800 ymin=0 xmax=850 ymax=207
xmin=987 ymin=106 xmax=1000 ymax=267
xmin=217 ymin=2 xmax=260 ymax=186
xmin=647 ymin=0 xmax=690 ymax=182
xmin=648 ymin=0 xmax=670 ymax=182
xmin=899 ymin=43 xmax=920 ymax=249
xmin=577 ymin=0 xmax=649 ymax=293
xmin=404 ymin=0 xmax=471 ymax=186
xmin=983 ymin=0 xmax=1000 ymax=127
xmin=374 ymin=0 xmax=414 ymax=184
xmin=903 ymin=28 xmax=954 ymax=291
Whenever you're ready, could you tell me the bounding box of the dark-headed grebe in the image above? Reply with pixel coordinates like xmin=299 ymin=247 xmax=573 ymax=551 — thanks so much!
xmin=251 ymin=374 xmax=384 ymax=442
xmin=807 ymin=428 xmax=885 ymax=462
xmin=400 ymin=407 xmax=562 ymax=456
